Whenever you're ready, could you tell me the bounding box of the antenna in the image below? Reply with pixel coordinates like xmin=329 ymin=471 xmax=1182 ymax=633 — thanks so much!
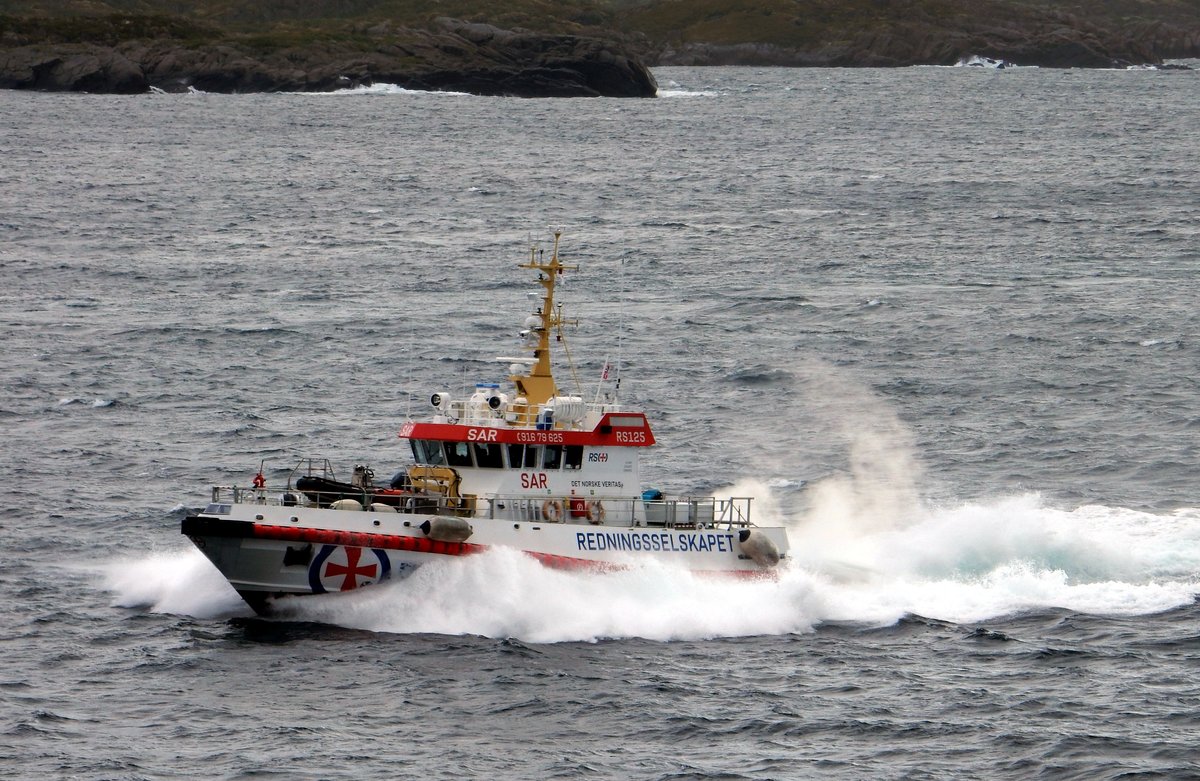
xmin=404 ymin=326 xmax=414 ymax=421
xmin=614 ymin=252 xmax=626 ymax=404
xmin=593 ymin=354 xmax=610 ymax=405
xmin=559 ymin=300 xmax=584 ymax=396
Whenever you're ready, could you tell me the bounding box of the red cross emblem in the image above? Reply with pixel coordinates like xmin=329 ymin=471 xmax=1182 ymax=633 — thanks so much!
xmin=324 ymin=546 xmax=377 ymax=590
xmin=309 ymin=545 xmax=391 ymax=593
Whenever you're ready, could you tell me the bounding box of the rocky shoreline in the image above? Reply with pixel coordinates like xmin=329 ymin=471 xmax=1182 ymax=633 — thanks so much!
xmin=649 ymin=20 xmax=1189 ymax=70
xmin=1 ymin=10 xmax=1196 ymax=97
xmin=0 ymin=19 xmax=659 ymax=97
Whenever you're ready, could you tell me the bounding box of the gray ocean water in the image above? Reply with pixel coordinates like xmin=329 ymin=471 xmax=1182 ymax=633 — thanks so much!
xmin=3 ymin=65 xmax=1200 ymax=780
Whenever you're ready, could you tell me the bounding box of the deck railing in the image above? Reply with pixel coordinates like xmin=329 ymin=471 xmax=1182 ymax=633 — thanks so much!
xmin=208 ymin=485 xmax=754 ymax=529
xmin=432 ymin=397 xmax=623 ymax=429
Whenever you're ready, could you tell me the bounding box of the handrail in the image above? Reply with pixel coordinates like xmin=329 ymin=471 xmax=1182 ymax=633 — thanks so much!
xmin=485 ymin=494 xmax=754 ymax=528
xmin=430 ymin=397 xmax=625 ymax=430
xmin=206 ymin=485 xmax=754 ymax=529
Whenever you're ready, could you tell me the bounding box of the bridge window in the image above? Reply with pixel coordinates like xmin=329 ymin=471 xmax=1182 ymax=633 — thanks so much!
xmin=412 ymin=440 xmax=446 ymax=466
xmin=473 ymin=442 xmax=504 ymax=469
xmin=564 ymin=445 xmax=583 ymax=470
xmin=542 ymin=445 xmax=562 ymax=470
xmin=507 ymin=444 xmax=541 ymax=469
xmin=444 ymin=441 xmax=474 ymax=468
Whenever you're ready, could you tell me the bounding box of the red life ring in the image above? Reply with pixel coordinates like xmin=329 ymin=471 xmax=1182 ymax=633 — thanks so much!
xmin=252 ymin=472 xmax=266 ymax=489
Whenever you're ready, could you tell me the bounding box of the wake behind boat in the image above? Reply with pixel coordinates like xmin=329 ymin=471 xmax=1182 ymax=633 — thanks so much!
xmin=182 ymin=234 xmax=790 ymax=615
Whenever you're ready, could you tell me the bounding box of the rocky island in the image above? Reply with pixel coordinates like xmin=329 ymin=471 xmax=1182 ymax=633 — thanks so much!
xmin=0 ymin=16 xmax=659 ymax=97
xmin=2 ymin=0 xmax=1198 ymax=97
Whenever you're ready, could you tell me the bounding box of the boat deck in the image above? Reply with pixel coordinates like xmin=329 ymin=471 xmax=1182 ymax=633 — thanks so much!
xmin=205 ymin=485 xmax=754 ymax=529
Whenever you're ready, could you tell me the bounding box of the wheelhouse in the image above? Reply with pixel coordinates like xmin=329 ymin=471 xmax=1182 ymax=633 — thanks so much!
xmin=411 ymin=439 xmax=587 ymax=472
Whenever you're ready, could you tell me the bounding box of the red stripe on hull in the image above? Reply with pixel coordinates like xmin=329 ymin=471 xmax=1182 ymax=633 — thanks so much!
xmin=250 ymin=523 xmax=484 ymax=557
xmin=524 ymin=550 xmax=627 ymax=573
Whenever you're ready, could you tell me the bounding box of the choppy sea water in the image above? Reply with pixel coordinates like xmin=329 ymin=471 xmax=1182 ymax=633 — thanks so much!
xmin=2 ymin=66 xmax=1199 ymax=779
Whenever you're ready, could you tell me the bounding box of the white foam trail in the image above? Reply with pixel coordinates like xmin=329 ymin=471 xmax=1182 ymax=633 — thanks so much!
xmin=298 ymin=83 xmax=471 ymax=96
xmin=98 ymin=548 xmax=250 ymax=618
xmin=272 ymin=497 xmax=1200 ymax=638
xmin=97 ymin=499 xmax=1200 ymax=640
xmin=765 ymin=360 xmax=1200 ymax=625
xmin=277 ymin=548 xmax=827 ymax=643
xmin=797 ymin=496 xmax=1200 ymax=625
xmin=55 ymin=397 xmax=113 ymax=407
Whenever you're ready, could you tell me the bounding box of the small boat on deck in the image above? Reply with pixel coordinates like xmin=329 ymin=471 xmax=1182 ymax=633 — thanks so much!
xmin=182 ymin=233 xmax=790 ymax=615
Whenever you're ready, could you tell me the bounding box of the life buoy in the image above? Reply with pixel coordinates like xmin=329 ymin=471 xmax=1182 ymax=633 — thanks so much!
xmin=587 ymin=500 xmax=606 ymax=525
xmin=542 ymin=499 xmax=563 ymax=522
xmin=252 ymin=472 xmax=266 ymax=489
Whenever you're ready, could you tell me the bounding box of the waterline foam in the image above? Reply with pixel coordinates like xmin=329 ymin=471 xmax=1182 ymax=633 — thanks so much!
xmin=99 ymin=495 xmax=1200 ymax=642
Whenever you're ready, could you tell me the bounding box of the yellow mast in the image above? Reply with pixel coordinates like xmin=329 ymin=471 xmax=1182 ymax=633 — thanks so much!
xmin=509 ymin=232 xmax=576 ymax=411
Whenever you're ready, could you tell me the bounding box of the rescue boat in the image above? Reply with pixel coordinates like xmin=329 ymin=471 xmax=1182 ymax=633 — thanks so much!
xmin=182 ymin=233 xmax=791 ymax=615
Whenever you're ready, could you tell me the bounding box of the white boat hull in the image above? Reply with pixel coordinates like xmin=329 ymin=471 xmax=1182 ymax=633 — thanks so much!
xmin=183 ymin=502 xmax=789 ymax=614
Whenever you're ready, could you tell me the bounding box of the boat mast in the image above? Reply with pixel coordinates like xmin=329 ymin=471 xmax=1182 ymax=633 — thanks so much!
xmin=509 ymin=231 xmax=576 ymax=409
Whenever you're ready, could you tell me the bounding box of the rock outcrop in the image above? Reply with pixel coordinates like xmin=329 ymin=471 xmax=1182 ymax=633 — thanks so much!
xmin=0 ymin=43 xmax=148 ymax=93
xmin=654 ymin=23 xmax=1170 ymax=69
xmin=0 ymin=19 xmax=658 ymax=97
xmin=646 ymin=9 xmax=1195 ymax=68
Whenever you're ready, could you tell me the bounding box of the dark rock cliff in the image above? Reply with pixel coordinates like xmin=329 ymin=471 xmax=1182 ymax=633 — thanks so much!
xmin=0 ymin=19 xmax=659 ymax=97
